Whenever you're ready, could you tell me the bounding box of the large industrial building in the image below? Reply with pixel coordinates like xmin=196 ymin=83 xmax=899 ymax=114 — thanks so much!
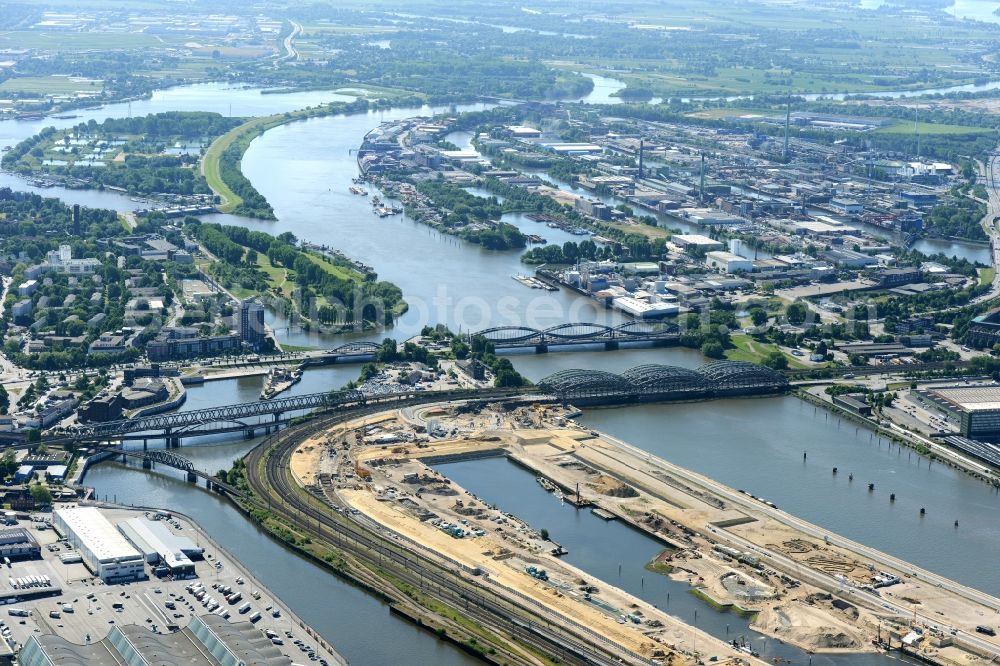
xmin=913 ymin=386 xmax=1000 ymax=438
xmin=965 ymin=307 xmax=1000 ymax=349
xmin=20 ymin=614 xmax=292 ymax=666
xmin=0 ymin=528 xmax=40 ymax=561
xmin=53 ymin=508 xmax=145 ymax=583
xmin=672 ymin=234 xmax=724 ymax=253
xmin=705 ymin=250 xmax=753 ymax=274
xmin=118 ymin=517 xmax=203 ymax=577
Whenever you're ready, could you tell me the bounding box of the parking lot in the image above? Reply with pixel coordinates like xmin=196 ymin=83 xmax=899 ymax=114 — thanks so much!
xmin=1 ymin=506 xmax=343 ymax=665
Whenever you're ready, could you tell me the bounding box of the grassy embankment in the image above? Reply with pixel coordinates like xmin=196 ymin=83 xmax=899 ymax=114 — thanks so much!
xmin=234 ymin=250 xmax=361 ymax=299
xmin=0 ymin=75 xmax=104 ymax=95
xmin=204 ymin=240 xmax=406 ymax=325
xmin=203 ymin=105 xmax=349 ymax=215
xmin=726 ymin=334 xmax=809 ymax=369
xmin=607 ymin=221 xmax=670 ymax=240
xmin=980 ymin=267 xmax=996 ymax=287
xmin=200 ymin=246 xmax=359 ymax=298
xmin=873 ymin=121 xmax=998 ymax=136
xmin=202 ymin=114 xmax=283 ymax=213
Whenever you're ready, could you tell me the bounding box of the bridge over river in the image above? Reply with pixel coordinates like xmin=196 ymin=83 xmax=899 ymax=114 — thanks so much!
xmin=58 ymin=361 xmax=789 ymax=446
xmin=473 ymin=321 xmax=679 ymax=352
xmin=100 ymin=448 xmax=243 ymax=495
xmin=64 ymin=388 xmax=533 ymax=445
xmin=308 ymin=323 xmax=678 ymax=362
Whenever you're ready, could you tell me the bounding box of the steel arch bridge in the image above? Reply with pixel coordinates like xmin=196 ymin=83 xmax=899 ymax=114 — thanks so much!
xmin=473 ymin=322 xmax=680 ymax=349
xmin=69 ymin=389 xmax=367 ymax=440
xmin=695 ymin=361 xmax=789 ymax=395
xmin=129 ymin=449 xmax=195 ymax=472
xmin=621 ymin=364 xmax=711 ymax=397
xmin=539 ymin=362 xmax=788 ymax=404
xmin=327 ymin=341 xmax=381 ymax=355
xmin=536 ymin=369 xmax=633 ymax=402
xmin=106 ymin=448 xmax=247 ymax=497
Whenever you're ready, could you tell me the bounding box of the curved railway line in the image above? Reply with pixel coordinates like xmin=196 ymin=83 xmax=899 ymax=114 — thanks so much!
xmin=242 ymin=398 xmax=665 ymax=666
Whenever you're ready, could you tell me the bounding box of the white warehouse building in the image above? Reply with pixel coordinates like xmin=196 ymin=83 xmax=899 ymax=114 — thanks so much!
xmin=53 ymin=507 xmax=146 ymax=583
xmin=118 ymin=517 xmax=201 ymax=577
xmin=705 ymin=251 xmax=753 ymax=274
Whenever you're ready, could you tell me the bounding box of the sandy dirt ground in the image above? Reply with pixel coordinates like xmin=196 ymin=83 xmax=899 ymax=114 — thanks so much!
xmin=291 ymin=413 xmax=398 ymax=484
xmin=669 ymin=552 xmax=775 ymax=612
xmin=751 ymin=603 xmax=868 ymax=652
xmin=340 ymin=487 xmax=755 ymax=664
xmin=531 ymin=184 xmax=580 ymax=206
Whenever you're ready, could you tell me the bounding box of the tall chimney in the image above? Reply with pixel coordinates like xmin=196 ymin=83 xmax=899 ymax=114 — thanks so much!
xmin=638 ymin=138 xmax=644 ymax=179
xmin=699 ymin=153 xmax=706 ymax=202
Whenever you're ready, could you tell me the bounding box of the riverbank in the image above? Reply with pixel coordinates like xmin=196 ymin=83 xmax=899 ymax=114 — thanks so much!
xmin=202 ymin=94 xmax=460 ymax=219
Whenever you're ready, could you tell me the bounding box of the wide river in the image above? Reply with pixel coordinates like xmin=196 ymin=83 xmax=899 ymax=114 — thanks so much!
xmin=1 ymin=83 xmax=998 ymax=664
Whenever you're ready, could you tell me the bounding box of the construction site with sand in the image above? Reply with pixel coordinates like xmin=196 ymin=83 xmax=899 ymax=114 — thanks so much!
xmin=287 ymin=398 xmax=1000 ymax=666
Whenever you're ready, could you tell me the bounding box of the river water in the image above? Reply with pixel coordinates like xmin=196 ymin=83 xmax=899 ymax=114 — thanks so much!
xmin=572 ymin=70 xmax=1000 ymax=104
xmin=493 ymin=348 xmax=1000 ymax=594
xmin=3 ymin=81 xmax=999 ymax=664
xmin=236 ymin=112 xmax=630 ymax=349
xmin=946 ymin=0 xmax=1000 ymax=24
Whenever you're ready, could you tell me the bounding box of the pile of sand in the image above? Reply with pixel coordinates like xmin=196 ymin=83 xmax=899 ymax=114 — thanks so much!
xmin=752 ymin=604 xmax=867 ymax=651
xmin=589 ymin=474 xmax=638 ymax=497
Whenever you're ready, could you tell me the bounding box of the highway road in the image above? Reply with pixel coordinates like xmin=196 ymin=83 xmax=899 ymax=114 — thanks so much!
xmin=277 ymin=20 xmax=301 ymax=63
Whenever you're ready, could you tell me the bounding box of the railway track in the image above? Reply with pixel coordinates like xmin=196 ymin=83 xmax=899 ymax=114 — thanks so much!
xmin=243 ymin=402 xmax=661 ymax=666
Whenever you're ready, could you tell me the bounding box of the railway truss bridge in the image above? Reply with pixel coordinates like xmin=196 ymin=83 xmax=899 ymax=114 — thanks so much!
xmin=473 ymin=321 xmax=680 ymax=353
xmin=65 ymin=390 xmax=370 ymax=446
xmin=99 ymin=448 xmax=243 ymax=496
xmin=537 ymin=361 xmax=790 ymax=405
xmin=60 ymin=362 xmax=788 ymax=447
xmin=61 ymin=388 xmax=532 ymax=446
xmin=77 ymin=363 xmax=787 ymax=502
